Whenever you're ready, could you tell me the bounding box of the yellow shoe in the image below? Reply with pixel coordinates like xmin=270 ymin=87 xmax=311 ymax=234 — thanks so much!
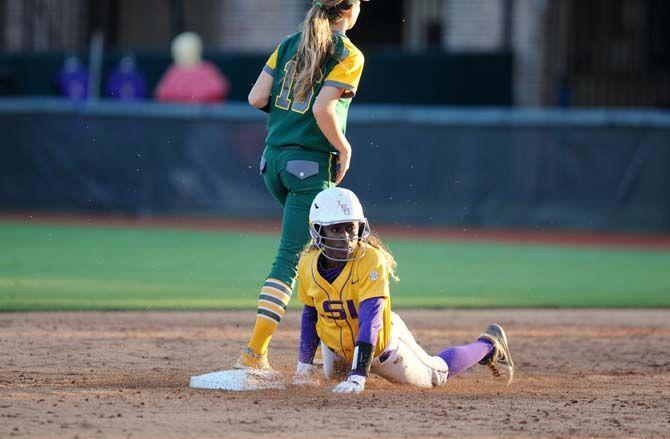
xmin=233 ymin=347 xmax=274 ymax=371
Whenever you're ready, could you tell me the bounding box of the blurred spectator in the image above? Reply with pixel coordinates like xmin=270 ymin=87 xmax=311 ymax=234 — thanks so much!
xmin=57 ymin=55 xmax=89 ymax=101
xmin=155 ymin=32 xmax=230 ymax=104
xmin=105 ymin=55 xmax=148 ymax=101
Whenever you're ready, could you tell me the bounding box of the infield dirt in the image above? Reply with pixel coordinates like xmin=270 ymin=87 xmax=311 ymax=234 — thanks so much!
xmin=1 ymin=309 xmax=669 ymax=438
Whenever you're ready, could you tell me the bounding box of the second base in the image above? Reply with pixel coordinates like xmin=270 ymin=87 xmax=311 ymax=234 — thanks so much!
xmin=189 ymin=369 xmax=285 ymax=391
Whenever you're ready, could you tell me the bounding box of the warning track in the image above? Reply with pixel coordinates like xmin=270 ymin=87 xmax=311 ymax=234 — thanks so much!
xmin=2 ymin=211 xmax=670 ymax=250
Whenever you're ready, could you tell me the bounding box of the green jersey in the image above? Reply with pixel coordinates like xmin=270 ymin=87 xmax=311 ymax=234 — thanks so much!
xmin=263 ymin=31 xmax=365 ymax=153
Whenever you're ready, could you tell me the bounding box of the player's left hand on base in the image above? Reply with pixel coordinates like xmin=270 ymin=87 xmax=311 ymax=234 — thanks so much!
xmin=293 ymin=362 xmax=321 ymax=386
xmin=332 ymin=374 xmax=365 ymax=394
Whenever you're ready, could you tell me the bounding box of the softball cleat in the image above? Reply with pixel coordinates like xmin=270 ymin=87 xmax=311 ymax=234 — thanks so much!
xmin=233 ymin=346 xmax=274 ymax=371
xmin=478 ymin=324 xmax=515 ymax=385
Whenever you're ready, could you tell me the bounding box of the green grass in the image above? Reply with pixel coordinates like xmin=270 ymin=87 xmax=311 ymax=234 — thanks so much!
xmin=1 ymin=222 xmax=669 ymax=310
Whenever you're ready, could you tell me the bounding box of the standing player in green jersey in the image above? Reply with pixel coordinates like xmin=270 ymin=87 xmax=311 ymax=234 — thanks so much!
xmin=235 ymin=0 xmax=369 ymax=370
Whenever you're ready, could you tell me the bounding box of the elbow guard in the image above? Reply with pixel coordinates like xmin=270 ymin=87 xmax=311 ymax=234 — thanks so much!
xmin=351 ymin=342 xmax=373 ymax=377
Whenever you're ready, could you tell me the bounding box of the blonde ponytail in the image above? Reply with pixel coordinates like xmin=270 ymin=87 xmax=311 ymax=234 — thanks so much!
xmin=294 ymin=1 xmax=350 ymax=102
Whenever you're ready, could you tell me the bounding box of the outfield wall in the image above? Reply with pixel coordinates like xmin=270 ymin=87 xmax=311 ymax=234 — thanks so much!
xmin=0 ymin=52 xmax=512 ymax=106
xmin=1 ymin=98 xmax=669 ymax=232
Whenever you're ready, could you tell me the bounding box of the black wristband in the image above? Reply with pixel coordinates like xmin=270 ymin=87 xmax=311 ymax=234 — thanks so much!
xmin=351 ymin=342 xmax=373 ymax=376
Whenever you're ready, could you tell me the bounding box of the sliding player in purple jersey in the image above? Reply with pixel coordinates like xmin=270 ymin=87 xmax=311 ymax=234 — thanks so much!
xmin=293 ymin=187 xmax=515 ymax=393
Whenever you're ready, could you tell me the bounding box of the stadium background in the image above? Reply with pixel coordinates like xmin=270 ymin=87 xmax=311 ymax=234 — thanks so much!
xmin=1 ymin=2 xmax=669 ymax=438
xmin=1 ymin=0 xmax=669 ymax=311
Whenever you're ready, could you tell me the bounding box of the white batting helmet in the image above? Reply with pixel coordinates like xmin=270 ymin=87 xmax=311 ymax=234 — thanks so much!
xmin=309 ymin=187 xmax=370 ymax=260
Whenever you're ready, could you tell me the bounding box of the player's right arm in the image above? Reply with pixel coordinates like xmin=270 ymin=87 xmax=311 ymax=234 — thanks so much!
xmin=294 ymin=255 xmax=321 ymax=386
xmin=248 ymin=45 xmax=279 ymax=111
xmin=294 ymin=304 xmax=321 ymax=386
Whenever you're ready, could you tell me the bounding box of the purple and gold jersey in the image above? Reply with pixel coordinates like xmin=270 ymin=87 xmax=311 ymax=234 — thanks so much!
xmin=297 ymin=245 xmax=392 ymax=363
xmin=263 ymin=31 xmax=364 ymax=153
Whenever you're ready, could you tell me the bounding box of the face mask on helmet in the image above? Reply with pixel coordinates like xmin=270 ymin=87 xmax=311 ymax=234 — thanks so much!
xmin=309 ymin=220 xmax=371 ymax=261
xmin=308 ymin=187 xmax=370 ymax=261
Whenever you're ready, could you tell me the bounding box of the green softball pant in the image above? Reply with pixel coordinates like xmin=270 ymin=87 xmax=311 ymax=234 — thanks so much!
xmin=260 ymin=145 xmax=336 ymax=287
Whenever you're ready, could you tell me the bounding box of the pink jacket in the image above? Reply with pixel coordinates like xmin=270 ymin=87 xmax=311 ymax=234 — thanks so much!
xmin=155 ymin=61 xmax=230 ymax=103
